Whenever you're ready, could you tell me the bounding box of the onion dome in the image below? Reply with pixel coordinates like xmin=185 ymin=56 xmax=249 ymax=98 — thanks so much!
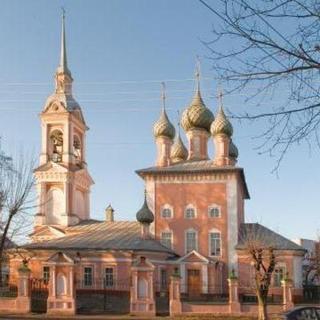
xmin=153 ymin=109 xmax=175 ymax=139
xmin=136 ymin=192 xmax=154 ymax=224
xmin=210 ymin=106 xmax=233 ymax=137
xmin=171 ymin=134 xmax=188 ymax=163
xmin=181 ymin=90 xmax=214 ymax=132
xmin=229 ymin=139 xmax=239 ymax=159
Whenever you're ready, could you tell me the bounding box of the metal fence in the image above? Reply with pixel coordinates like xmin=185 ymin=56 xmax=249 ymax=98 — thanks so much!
xmin=0 ymin=285 xmax=17 ymax=298
xmin=180 ymin=284 xmax=229 ymax=303
xmin=76 ymin=278 xmax=131 ymax=315
xmin=294 ymin=286 xmax=320 ymax=304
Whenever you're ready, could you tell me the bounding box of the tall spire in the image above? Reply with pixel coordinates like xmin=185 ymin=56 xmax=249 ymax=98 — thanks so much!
xmin=55 ymin=8 xmax=73 ymax=94
xmin=57 ymin=8 xmax=71 ymax=76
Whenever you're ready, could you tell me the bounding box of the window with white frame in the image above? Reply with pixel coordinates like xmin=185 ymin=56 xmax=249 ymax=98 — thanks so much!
xmin=273 ymin=265 xmax=286 ymax=287
xmin=160 ymin=231 xmax=172 ymax=249
xmin=105 ymin=267 xmax=114 ymax=288
xmin=185 ymin=229 xmax=197 ymax=253
xmin=208 ymin=206 xmax=221 ymax=218
xmin=209 ymin=231 xmax=221 ymax=256
xmin=83 ymin=266 xmax=93 ymax=287
xmin=185 ymin=205 xmax=196 ymax=219
xmin=161 ymin=205 xmax=172 ymax=218
xmin=43 ymin=266 xmax=50 ymax=284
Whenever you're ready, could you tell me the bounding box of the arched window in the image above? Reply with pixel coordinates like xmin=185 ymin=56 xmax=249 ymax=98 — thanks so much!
xmin=49 ymin=130 xmax=63 ymax=162
xmin=138 ymin=278 xmax=148 ymax=299
xmin=208 ymin=205 xmax=221 ymax=218
xmin=209 ymin=230 xmax=221 ymax=256
xmin=160 ymin=231 xmax=173 ymax=249
xmin=185 ymin=229 xmax=197 ymax=253
xmin=185 ymin=205 xmax=196 ymax=219
xmin=56 ymin=273 xmax=67 ymax=296
xmin=161 ymin=205 xmax=173 ymax=218
xmin=46 ymin=188 xmax=64 ymax=225
xmin=273 ymin=264 xmax=286 ymax=287
xmin=73 ymin=135 xmax=82 ymax=162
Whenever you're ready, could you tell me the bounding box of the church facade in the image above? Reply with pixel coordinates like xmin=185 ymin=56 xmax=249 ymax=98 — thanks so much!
xmin=6 ymin=15 xmax=307 ymax=316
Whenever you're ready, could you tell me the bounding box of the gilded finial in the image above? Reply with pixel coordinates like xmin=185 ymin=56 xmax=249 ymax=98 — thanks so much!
xmin=177 ymin=110 xmax=181 ymax=136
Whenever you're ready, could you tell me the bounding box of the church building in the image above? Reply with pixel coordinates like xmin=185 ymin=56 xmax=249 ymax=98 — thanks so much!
xmin=6 ymin=14 xmax=306 ymax=316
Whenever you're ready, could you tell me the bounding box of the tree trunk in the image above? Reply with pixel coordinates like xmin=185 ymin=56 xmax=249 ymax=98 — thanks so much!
xmin=257 ymin=295 xmax=268 ymax=320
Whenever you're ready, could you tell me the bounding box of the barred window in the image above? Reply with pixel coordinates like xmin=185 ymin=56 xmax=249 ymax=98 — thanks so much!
xmin=161 ymin=231 xmax=172 ymax=249
xmin=43 ymin=266 xmax=50 ymax=284
xmin=105 ymin=268 xmax=114 ymax=288
xmin=209 ymin=232 xmax=221 ymax=256
xmin=84 ymin=267 xmax=93 ymax=287
xmin=186 ymin=230 xmax=197 ymax=253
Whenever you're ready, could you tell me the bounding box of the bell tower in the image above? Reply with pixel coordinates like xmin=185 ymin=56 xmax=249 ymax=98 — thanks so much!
xmin=34 ymin=11 xmax=94 ymax=229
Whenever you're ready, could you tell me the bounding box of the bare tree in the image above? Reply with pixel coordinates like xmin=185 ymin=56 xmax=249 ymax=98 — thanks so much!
xmin=0 ymin=151 xmax=35 ymax=286
xmin=199 ymin=0 xmax=320 ymax=170
xmin=238 ymin=224 xmax=277 ymax=320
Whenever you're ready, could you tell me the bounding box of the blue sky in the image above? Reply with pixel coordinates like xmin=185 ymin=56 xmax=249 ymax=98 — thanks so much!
xmin=0 ymin=0 xmax=318 ymax=240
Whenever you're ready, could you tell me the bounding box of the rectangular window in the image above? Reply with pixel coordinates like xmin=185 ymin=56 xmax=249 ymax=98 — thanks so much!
xmin=161 ymin=208 xmax=172 ymax=218
xmin=209 ymin=207 xmax=220 ymax=218
xmin=43 ymin=266 xmax=50 ymax=284
xmin=84 ymin=267 xmax=93 ymax=287
xmin=185 ymin=208 xmax=195 ymax=219
xmin=160 ymin=269 xmax=167 ymax=290
xmin=186 ymin=231 xmax=197 ymax=253
xmin=161 ymin=232 xmax=172 ymax=249
xmin=210 ymin=233 xmax=221 ymax=256
xmin=105 ymin=268 xmax=114 ymax=288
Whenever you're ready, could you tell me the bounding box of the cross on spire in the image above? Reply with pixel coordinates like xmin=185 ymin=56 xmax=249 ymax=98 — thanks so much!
xmin=177 ymin=110 xmax=181 ymax=136
xmin=161 ymin=82 xmax=166 ymax=111
xmin=195 ymin=55 xmax=201 ymax=92
xmin=217 ymin=86 xmax=224 ymax=110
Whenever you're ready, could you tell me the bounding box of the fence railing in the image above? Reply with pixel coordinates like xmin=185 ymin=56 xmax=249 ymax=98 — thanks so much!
xmin=76 ymin=279 xmax=131 ymax=291
xmin=294 ymin=286 xmax=320 ymax=304
xmin=180 ymin=284 xmax=229 ymax=303
xmin=0 ymin=285 xmax=17 ymax=298
xmin=240 ymin=294 xmax=282 ymax=304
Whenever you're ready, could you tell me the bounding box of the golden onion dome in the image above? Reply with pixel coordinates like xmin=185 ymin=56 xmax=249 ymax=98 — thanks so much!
xmin=229 ymin=139 xmax=239 ymax=159
xmin=171 ymin=135 xmax=188 ymax=163
xmin=210 ymin=106 xmax=233 ymax=137
xmin=153 ymin=109 xmax=175 ymax=140
xmin=181 ymin=90 xmax=214 ymax=132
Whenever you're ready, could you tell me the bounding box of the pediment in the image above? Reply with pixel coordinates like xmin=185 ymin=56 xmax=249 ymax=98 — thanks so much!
xmin=43 ymin=98 xmax=67 ymax=114
xmin=47 ymin=252 xmax=74 ymax=264
xmin=34 ymin=162 xmax=69 ymax=174
xmin=178 ymin=250 xmax=209 ymax=263
xmin=30 ymin=226 xmax=65 ymax=242
xmin=132 ymin=256 xmax=155 ymax=270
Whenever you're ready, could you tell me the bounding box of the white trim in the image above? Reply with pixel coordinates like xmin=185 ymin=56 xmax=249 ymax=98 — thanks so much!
xmin=160 ymin=229 xmax=173 ymax=250
xmin=208 ymin=204 xmax=221 ymax=218
xmin=227 ymin=179 xmax=238 ymax=273
xmin=160 ymin=204 xmax=174 ymax=219
xmin=208 ymin=229 xmax=222 ymax=257
xmin=177 ymin=250 xmax=209 ymax=263
xmin=185 ymin=228 xmax=198 ymax=254
xmin=184 ymin=204 xmax=197 ymax=219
